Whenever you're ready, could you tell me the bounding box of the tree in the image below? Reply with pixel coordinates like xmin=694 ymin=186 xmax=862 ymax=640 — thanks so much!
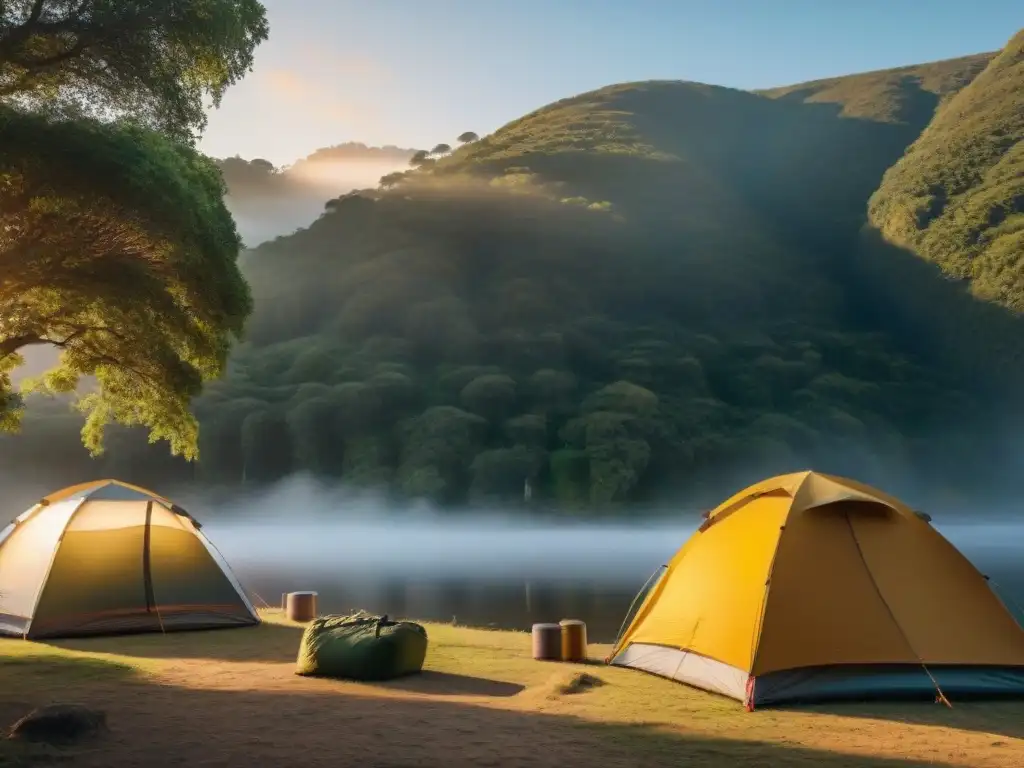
xmin=397 ymin=406 xmax=487 ymax=501
xmin=582 ymin=381 xmax=659 ymax=417
xmin=504 ymin=413 xmax=547 ymax=447
xmin=0 ymin=0 xmax=270 ymax=144
xmin=250 ymin=158 xmax=275 ymax=173
xmin=470 ymin=446 xmax=544 ymax=500
xmin=457 ymin=131 xmax=479 ymax=144
xmin=286 ymin=396 xmax=343 ymax=476
xmin=378 ymin=170 xmax=407 ymax=189
xmin=0 ymin=109 xmax=253 ymax=458
xmin=430 ymin=143 xmax=451 ymax=156
xmin=0 ymin=0 xmax=268 ymax=458
xmin=240 ymin=408 xmax=292 ymax=482
xmin=460 ymin=373 xmax=517 ymax=422
xmin=409 ymin=149 xmax=430 ymax=168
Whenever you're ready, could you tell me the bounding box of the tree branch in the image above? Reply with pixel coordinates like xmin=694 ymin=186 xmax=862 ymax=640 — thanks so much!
xmin=5 ymin=37 xmax=88 ymax=70
xmin=0 ymin=0 xmax=99 ymax=72
xmin=0 ymin=333 xmax=41 ymax=358
xmin=26 ymin=0 xmax=46 ymax=26
xmin=0 ymin=0 xmax=47 ymax=53
xmin=0 ymin=329 xmax=167 ymax=394
xmin=0 ymin=323 xmax=116 ymax=359
xmin=48 ymin=323 xmax=129 ymax=346
xmin=54 ymin=328 xmax=86 ymax=346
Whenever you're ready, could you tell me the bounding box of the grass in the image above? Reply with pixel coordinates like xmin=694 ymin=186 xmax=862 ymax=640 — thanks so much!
xmin=0 ymin=610 xmax=1022 ymax=767
xmin=435 ymin=49 xmax=994 ymax=188
xmin=868 ymin=28 xmax=1024 ymax=313
xmin=759 ymin=52 xmax=993 ymax=125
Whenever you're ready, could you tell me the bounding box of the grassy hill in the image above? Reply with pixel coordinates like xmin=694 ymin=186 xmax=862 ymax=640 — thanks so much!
xmin=2 ymin=34 xmax=1022 ymax=511
xmin=868 ymin=31 xmax=1024 ymax=310
xmin=758 ymin=52 xmax=993 ymax=125
xmin=426 ymin=65 xmax=982 ymax=250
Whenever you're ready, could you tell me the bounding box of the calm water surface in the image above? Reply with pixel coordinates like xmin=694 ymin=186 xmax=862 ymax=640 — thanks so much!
xmin=204 ymin=514 xmax=1024 ymax=643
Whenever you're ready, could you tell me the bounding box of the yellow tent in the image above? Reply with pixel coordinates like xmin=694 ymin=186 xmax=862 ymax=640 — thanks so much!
xmin=0 ymin=479 xmax=259 ymax=639
xmin=609 ymin=471 xmax=1024 ymax=708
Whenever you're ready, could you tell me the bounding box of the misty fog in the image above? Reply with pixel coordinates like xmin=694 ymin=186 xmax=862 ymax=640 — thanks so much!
xmin=189 ymin=479 xmax=692 ymax=585
xmin=185 ymin=477 xmax=1024 ymax=636
xmin=2 ymin=472 xmax=1022 ymax=639
xmin=201 ymin=478 xmax=1024 ymax=637
xmin=162 ymin=476 xmax=1022 ymax=572
xmin=227 ymin=158 xmax=408 ymax=247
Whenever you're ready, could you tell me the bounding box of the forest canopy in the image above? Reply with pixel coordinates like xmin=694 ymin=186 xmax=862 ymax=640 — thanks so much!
xmin=2 ymin=24 xmax=1023 ymax=512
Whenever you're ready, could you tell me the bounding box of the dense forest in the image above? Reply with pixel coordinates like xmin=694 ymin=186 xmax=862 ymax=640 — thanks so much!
xmin=2 ymin=28 xmax=1022 ymax=512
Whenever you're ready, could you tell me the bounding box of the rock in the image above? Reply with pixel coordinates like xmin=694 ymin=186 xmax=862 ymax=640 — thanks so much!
xmin=7 ymin=704 xmax=107 ymax=745
xmin=555 ymin=671 xmax=605 ymax=695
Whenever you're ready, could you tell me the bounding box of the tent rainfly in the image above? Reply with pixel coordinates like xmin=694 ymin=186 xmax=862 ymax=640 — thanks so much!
xmin=0 ymin=479 xmax=259 ymax=639
xmin=609 ymin=471 xmax=1024 ymax=709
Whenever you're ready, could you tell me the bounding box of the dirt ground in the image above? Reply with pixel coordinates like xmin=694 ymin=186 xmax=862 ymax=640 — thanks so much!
xmin=2 ymin=615 xmax=1024 ymax=767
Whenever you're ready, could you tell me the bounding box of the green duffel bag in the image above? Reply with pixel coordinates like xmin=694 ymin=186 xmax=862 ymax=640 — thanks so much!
xmin=295 ymin=611 xmax=428 ymax=681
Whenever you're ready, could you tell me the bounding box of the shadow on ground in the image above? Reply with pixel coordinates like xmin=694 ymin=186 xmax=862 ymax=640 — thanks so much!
xmin=43 ymin=622 xmax=302 ymax=663
xmin=0 ymin=653 xmax=996 ymax=768
xmin=0 ymin=653 xmax=136 ymax=732
xmin=786 ymin=698 xmax=1024 ymax=742
xmin=381 ymin=670 xmax=524 ymax=697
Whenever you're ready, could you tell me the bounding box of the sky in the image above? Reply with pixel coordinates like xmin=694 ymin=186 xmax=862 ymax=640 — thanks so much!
xmin=199 ymin=0 xmax=1023 ymax=166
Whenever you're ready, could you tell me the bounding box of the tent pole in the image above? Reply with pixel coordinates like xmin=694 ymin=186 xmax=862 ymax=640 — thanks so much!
xmin=142 ymin=501 xmax=166 ymax=634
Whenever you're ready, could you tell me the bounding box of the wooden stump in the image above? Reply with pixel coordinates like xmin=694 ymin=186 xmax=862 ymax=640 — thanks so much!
xmin=531 ymin=623 xmax=562 ymax=661
xmin=285 ymin=591 xmax=318 ymax=623
xmin=560 ymin=619 xmax=588 ymax=663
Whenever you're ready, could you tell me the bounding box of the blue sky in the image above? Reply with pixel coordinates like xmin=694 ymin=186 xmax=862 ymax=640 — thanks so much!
xmin=199 ymin=0 xmax=1022 ymax=166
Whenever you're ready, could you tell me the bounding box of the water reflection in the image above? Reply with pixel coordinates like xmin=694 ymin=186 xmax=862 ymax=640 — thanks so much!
xmin=207 ymin=517 xmax=1024 ymax=644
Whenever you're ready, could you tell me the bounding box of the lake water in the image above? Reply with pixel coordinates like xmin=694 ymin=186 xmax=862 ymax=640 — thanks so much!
xmin=205 ymin=514 xmax=1024 ymax=644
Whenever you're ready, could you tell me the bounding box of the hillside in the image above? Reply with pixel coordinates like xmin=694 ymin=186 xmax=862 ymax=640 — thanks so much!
xmin=759 ymin=52 xmax=994 ymax=125
xmin=2 ymin=38 xmax=1022 ymax=511
xmin=868 ymin=30 xmax=1024 ymax=310
xmin=429 ymin=55 xmax=988 ymax=242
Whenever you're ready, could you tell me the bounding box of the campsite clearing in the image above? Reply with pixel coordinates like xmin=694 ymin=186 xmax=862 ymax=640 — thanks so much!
xmin=1 ymin=611 xmax=1022 ymax=767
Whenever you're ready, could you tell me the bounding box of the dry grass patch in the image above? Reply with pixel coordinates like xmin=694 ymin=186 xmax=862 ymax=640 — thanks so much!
xmin=0 ymin=610 xmax=1021 ymax=767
